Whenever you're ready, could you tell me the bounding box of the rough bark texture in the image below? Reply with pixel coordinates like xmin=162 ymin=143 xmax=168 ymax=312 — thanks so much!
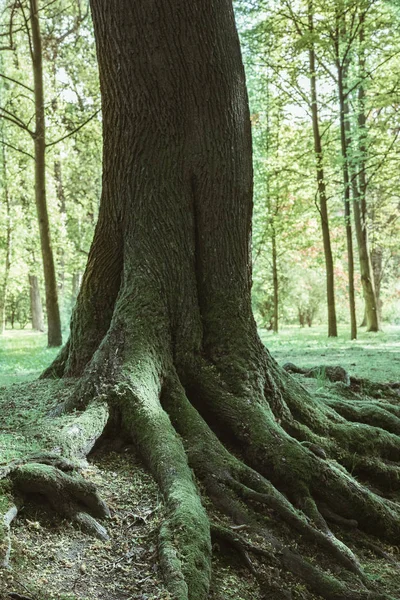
xmin=30 ymin=0 xmax=62 ymax=347
xmin=35 ymin=2 xmax=400 ymax=599
xmin=29 ymin=274 xmax=45 ymax=332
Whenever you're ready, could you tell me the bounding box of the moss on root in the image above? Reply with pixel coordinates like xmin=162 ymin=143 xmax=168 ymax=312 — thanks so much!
xmin=1 ymin=348 xmax=400 ymax=600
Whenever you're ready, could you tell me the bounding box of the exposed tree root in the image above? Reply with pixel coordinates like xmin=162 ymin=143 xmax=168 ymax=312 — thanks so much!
xmin=0 ymin=394 xmax=111 ymax=571
xmin=283 ymin=362 xmax=400 ymax=396
xmin=2 ymin=347 xmax=400 ymax=600
xmin=210 ymin=523 xmax=391 ymax=600
xmin=1 ymin=505 xmax=18 ymax=568
xmin=11 ymin=463 xmax=110 ymax=540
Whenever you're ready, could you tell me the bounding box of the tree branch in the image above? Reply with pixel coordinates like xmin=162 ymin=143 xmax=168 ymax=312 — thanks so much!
xmin=0 ymin=72 xmax=34 ymax=93
xmin=0 ymin=106 xmax=34 ymax=135
xmin=1 ymin=139 xmax=35 ymax=160
xmin=46 ymin=108 xmax=100 ymax=148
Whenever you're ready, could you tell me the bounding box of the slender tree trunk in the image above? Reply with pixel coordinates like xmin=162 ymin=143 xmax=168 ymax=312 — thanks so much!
xmin=351 ymin=14 xmax=379 ymax=332
xmin=54 ymin=158 xmax=66 ymax=297
xmin=71 ymin=272 xmax=81 ymax=308
xmin=0 ymin=145 xmax=12 ymax=334
xmin=308 ymin=3 xmax=337 ymax=338
xmin=371 ymin=247 xmax=383 ymax=323
xmin=335 ymin=34 xmax=357 ymax=340
xmin=356 ymin=41 xmax=366 ymax=336
xmin=271 ymin=227 xmax=278 ymax=334
xmin=28 ymin=274 xmax=45 ymax=331
xmin=357 ymin=15 xmax=368 ymax=236
xmin=349 ymin=162 xmax=379 ymax=331
xmin=30 ymin=0 xmax=62 ymax=347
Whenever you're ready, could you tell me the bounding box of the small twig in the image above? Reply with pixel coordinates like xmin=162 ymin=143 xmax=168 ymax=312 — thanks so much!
xmin=46 ymin=109 xmax=100 ymax=148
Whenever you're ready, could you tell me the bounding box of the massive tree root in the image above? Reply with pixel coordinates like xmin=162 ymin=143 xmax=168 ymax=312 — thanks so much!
xmin=3 ymin=315 xmax=390 ymax=600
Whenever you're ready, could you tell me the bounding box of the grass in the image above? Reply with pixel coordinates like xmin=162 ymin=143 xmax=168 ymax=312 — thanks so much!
xmin=260 ymin=323 xmax=400 ymax=382
xmin=0 ymin=329 xmax=59 ymax=386
xmin=0 ymin=324 xmax=399 ymax=387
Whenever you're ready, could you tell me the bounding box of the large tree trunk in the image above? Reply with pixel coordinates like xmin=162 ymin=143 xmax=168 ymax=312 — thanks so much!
xmin=308 ymin=3 xmax=338 ymax=338
xmin=30 ymin=0 xmax=62 ymax=347
xmin=38 ymin=2 xmax=400 ymax=599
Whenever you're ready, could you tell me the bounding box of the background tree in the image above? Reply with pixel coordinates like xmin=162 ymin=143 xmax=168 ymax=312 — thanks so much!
xmin=0 ymin=0 xmax=101 ymax=336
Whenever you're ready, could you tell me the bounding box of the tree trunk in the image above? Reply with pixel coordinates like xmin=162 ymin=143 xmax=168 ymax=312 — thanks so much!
xmin=308 ymin=3 xmax=337 ymax=338
xmin=30 ymin=0 xmax=62 ymax=347
xmin=54 ymin=158 xmax=66 ymax=297
xmin=29 ymin=274 xmax=45 ymax=332
xmin=371 ymin=246 xmax=383 ymax=323
xmin=0 ymin=140 xmax=12 ymax=334
xmin=351 ymin=180 xmax=379 ymax=332
xmin=271 ymin=227 xmax=279 ymax=334
xmin=335 ymin=35 xmax=357 ymax=340
xmin=39 ymin=2 xmax=400 ymax=599
xmin=352 ymin=14 xmax=380 ymax=333
xmin=71 ymin=271 xmax=81 ymax=308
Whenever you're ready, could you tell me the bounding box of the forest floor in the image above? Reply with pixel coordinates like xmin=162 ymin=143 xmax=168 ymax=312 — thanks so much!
xmin=0 ymin=324 xmax=399 ymax=600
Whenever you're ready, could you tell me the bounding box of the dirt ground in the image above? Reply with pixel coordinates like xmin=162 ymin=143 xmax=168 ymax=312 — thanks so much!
xmin=0 ymin=441 xmax=261 ymax=600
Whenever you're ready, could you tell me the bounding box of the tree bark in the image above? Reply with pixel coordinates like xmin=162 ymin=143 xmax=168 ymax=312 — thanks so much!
xmin=371 ymin=246 xmax=383 ymax=323
xmin=54 ymin=158 xmax=66 ymax=298
xmin=308 ymin=2 xmax=337 ymax=338
xmin=71 ymin=271 xmax=81 ymax=308
xmin=29 ymin=274 xmax=45 ymax=332
xmin=30 ymin=0 xmax=62 ymax=347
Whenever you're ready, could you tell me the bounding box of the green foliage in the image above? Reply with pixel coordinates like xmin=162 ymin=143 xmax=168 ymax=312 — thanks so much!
xmin=0 ymin=0 xmax=100 ymax=333
xmin=240 ymin=0 xmax=400 ymax=332
xmin=0 ymin=0 xmax=399 ymax=338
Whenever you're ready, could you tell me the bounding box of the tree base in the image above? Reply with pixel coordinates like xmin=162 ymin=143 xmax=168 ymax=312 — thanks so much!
xmin=1 ymin=354 xmax=400 ymax=600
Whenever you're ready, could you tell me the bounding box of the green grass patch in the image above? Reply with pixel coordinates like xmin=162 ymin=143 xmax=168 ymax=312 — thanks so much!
xmin=1 ymin=326 xmax=399 ymax=388
xmin=0 ymin=330 xmax=59 ymax=386
xmin=260 ymin=324 xmax=400 ymax=382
